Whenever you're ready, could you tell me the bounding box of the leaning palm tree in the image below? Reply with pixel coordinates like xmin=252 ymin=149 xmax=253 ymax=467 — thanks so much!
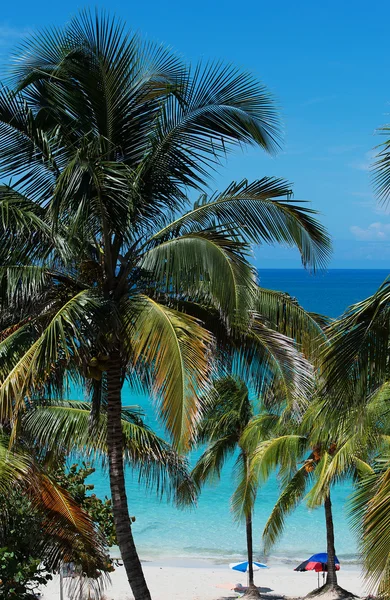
xmin=0 ymin=12 xmax=330 ymax=599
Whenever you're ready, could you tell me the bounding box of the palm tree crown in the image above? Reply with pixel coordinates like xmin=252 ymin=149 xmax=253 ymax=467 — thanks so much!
xmin=0 ymin=12 xmax=330 ymax=600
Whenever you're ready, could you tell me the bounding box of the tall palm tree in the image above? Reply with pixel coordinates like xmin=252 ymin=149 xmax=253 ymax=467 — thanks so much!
xmin=192 ymin=377 xmax=262 ymax=597
xmin=0 ymin=12 xmax=330 ymax=599
xmin=246 ymin=388 xmax=389 ymax=599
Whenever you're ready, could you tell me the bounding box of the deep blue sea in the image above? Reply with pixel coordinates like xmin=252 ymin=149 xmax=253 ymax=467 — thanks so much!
xmin=88 ymin=269 xmax=389 ymax=564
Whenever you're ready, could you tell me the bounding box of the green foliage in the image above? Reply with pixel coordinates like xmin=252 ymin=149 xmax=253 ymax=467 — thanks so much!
xmin=0 ymin=494 xmax=52 ymax=600
xmin=54 ymin=462 xmax=116 ymax=547
xmin=192 ymin=376 xmax=269 ymax=523
xmin=20 ymin=401 xmax=197 ymax=508
xmin=0 ymin=12 xmax=330 ymax=600
xmin=0 ymin=10 xmax=330 ymax=451
xmin=0 ymin=550 xmax=50 ymax=600
xmin=0 ymin=460 xmax=118 ymax=599
xmin=350 ymin=457 xmax=390 ymax=599
xmin=320 ymin=280 xmax=390 ymax=598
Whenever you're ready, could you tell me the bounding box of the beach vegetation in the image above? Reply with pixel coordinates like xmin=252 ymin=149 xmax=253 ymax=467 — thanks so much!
xmin=0 ymin=437 xmax=110 ymax=599
xmin=0 ymin=400 xmax=195 ymax=598
xmin=191 ymin=290 xmax=324 ymax=600
xmin=192 ymin=376 xmax=261 ymax=598
xmin=0 ymin=10 xmax=331 ymax=600
xmin=0 ymin=493 xmax=52 ymax=600
xmin=321 ymin=280 xmax=390 ymax=599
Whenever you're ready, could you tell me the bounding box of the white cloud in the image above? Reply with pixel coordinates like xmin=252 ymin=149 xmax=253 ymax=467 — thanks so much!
xmin=349 ymin=150 xmax=376 ymax=172
xmin=350 ymin=222 xmax=390 ymax=241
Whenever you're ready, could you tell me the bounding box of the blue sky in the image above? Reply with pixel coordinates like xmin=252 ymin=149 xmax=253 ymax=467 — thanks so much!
xmin=1 ymin=0 xmax=389 ymax=268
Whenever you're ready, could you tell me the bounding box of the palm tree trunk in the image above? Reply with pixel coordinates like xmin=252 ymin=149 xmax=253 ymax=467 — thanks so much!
xmin=242 ymin=446 xmax=260 ymax=599
xmin=324 ymin=493 xmax=338 ymax=588
xmin=107 ymin=353 xmax=152 ymax=600
xmin=246 ymin=512 xmax=255 ymax=588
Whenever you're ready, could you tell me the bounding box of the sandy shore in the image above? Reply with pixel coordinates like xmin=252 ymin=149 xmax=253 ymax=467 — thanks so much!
xmin=39 ymin=558 xmax=368 ymax=600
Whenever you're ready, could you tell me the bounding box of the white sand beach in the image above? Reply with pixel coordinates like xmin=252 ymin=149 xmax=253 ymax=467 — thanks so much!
xmin=39 ymin=559 xmax=367 ymax=600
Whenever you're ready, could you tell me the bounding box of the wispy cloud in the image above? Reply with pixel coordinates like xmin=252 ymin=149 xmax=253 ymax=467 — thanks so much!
xmin=301 ymin=94 xmax=338 ymax=107
xmin=327 ymin=144 xmax=362 ymax=155
xmin=349 ymin=150 xmax=376 ymax=171
xmin=351 ymin=193 xmax=390 ymax=215
xmin=350 ymin=221 xmax=390 ymax=241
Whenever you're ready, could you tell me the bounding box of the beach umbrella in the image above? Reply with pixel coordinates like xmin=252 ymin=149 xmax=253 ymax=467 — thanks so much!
xmin=294 ymin=553 xmax=340 ymax=572
xmin=229 ymin=561 xmax=268 ymax=573
xmin=294 ymin=553 xmax=340 ymax=587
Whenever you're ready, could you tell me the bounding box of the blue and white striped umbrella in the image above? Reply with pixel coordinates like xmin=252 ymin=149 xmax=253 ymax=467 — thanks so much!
xmin=229 ymin=561 xmax=268 ymax=573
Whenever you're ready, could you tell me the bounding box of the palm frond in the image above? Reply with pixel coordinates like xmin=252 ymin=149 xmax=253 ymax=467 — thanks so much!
xmin=0 ymin=266 xmax=49 ymax=305
xmin=262 ymin=465 xmax=308 ymax=553
xmin=236 ymin=319 xmax=314 ymax=414
xmin=151 ymin=179 xmax=331 ymax=271
xmin=255 ymin=287 xmax=327 ymax=361
xmin=322 ymin=277 xmax=390 ymax=413
xmin=350 ymin=459 xmax=390 ymax=598
xmin=0 ymin=436 xmax=108 ymax=574
xmin=305 ymin=451 xmax=332 ymax=508
xmin=195 ymin=376 xmax=252 ymax=444
xmin=231 ymin=451 xmax=258 ymax=523
xmin=250 ymin=435 xmax=307 ymax=484
xmin=22 ymin=400 xmax=197 ymax=507
xmin=123 ymin=295 xmax=213 ymax=450
xmin=140 ymin=231 xmax=256 ymax=320
xmin=191 ymin=436 xmax=237 ymax=486
xmin=372 ymin=125 xmax=390 ymax=208
xmin=0 ymin=289 xmax=104 ymax=420
xmin=0 ymin=88 xmax=58 ymax=201
xmin=138 ymin=69 xmax=282 ymax=206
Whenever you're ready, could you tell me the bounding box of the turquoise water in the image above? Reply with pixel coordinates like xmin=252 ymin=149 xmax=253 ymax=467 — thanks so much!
xmin=87 ymin=269 xmax=388 ymax=563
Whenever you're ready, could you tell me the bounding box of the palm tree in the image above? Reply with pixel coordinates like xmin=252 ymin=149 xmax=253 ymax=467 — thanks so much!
xmin=321 ymin=282 xmax=390 ymax=598
xmin=0 ymin=12 xmax=330 ymax=599
xmin=191 ymin=377 xmax=262 ymax=597
xmin=246 ymin=387 xmax=390 ymax=599
xmin=191 ymin=291 xmax=328 ymax=598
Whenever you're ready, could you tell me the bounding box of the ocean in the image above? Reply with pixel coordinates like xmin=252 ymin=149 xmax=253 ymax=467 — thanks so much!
xmin=89 ymin=269 xmax=389 ymax=564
